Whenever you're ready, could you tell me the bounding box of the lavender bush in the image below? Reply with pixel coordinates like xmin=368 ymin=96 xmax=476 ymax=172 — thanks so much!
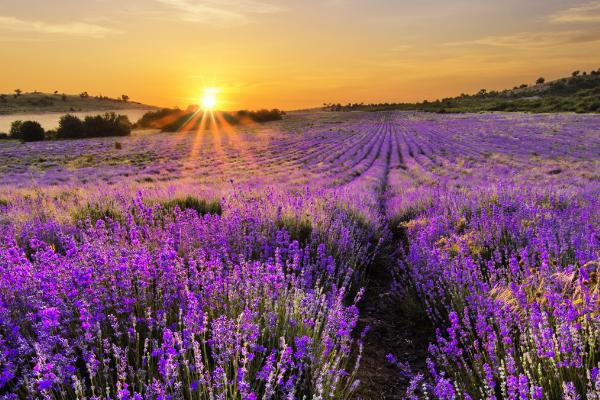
xmin=401 ymin=188 xmax=599 ymax=399
xmin=0 ymin=194 xmax=375 ymax=398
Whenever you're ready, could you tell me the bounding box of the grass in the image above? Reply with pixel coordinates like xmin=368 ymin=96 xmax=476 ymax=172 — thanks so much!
xmin=276 ymin=215 xmax=313 ymax=244
xmin=71 ymin=203 xmax=124 ymax=225
xmin=160 ymin=196 xmax=223 ymax=216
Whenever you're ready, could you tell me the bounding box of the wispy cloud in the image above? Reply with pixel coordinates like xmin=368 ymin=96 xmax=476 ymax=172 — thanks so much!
xmin=549 ymin=1 xmax=600 ymax=23
xmin=0 ymin=16 xmax=122 ymax=38
xmin=445 ymin=29 xmax=600 ymax=49
xmin=154 ymin=0 xmax=284 ymax=25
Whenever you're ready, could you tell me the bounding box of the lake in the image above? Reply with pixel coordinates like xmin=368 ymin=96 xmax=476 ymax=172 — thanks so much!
xmin=0 ymin=109 xmax=152 ymax=133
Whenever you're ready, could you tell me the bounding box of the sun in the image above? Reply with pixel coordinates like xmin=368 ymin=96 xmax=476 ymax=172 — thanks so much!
xmin=201 ymin=88 xmax=219 ymax=111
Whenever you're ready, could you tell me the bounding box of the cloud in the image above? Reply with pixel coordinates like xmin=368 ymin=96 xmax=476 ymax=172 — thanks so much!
xmin=154 ymin=0 xmax=284 ymax=25
xmin=0 ymin=16 xmax=122 ymax=38
xmin=549 ymin=1 xmax=600 ymax=23
xmin=444 ymin=29 xmax=600 ymax=49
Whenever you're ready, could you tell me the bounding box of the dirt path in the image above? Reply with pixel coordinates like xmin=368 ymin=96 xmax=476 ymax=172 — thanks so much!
xmin=353 ymin=238 xmax=433 ymax=399
xmin=354 ymin=117 xmax=433 ymax=398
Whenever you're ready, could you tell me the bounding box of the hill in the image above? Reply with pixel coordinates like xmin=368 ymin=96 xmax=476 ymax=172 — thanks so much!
xmin=0 ymin=91 xmax=157 ymax=115
xmin=325 ymin=68 xmax=600 ymax=113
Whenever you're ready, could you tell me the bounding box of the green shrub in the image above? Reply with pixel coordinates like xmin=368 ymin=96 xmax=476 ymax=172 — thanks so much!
xmin=10 ymin=120 xmax=45 ymax=142
xmin=57 ymin=114 xmax=85 ymax=139
xmin=161 ymin=196 xmax=222 ymax=216
xmin=44 ymin=130 xmax=58 ymax=140
xmin=276 ymin=216 xmax=313 ymax=244
xmin=135 ymin=108 xmax=184 ymax=129
xmin=138 ymin=108 xmax=285 ymax=132
xmin=237 ymin=109 xmax=285 ymax=122
xmin=9 ymin=121 xmax=23 ymax=139
xmin=72 ymin=204 xmax=124 ymax=225
xmin=83 ymin=113 xmax=132 ymax=138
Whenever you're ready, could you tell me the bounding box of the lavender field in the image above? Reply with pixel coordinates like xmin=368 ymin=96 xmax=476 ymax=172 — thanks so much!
xmin=1 ymin=111 xmax=599 ymax=399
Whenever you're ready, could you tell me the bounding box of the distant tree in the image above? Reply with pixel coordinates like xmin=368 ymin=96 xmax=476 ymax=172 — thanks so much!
xmin=572 ymin=70 xmax=580 ymax=77
xmin=0 ymin=94 xmax=6 ymax=103
xmin=61 ymin=93 xmax=67 ymax=102
xmin=54 ymin=90 xmax=59 ymax=95
xmin=80 ymin=91 xmax=89 ymax=99
xmin=57 ymin=114 xmax=84 ymax=139
xmin=21 ymin=121 xmax=45 ymax=142
xmin=245 ymin=109 xmax=284 ymax=122
xmin=14 ymin=89 xmax=22 ymax=97
xmin=82 ymin=113 xmax=132 ymax=138
xmin=582 ymin=71 xmax=587 ymax=76
xmin=135 ymin=108 xmax=184 ymax=129
xmin=10 ymin=120 xmax=45 ymax=142
xmin=9 ymin=121 xmax=23 ymax=139
xmin=519 ymin=84 xmax=528 ymax=89
xmin=121 ymin=94 xmax=129 ymax=103
xmin=45 ymin=129 xmax=58 ymax=140
xmin=536 ymin=77 xmax=545 ymax=85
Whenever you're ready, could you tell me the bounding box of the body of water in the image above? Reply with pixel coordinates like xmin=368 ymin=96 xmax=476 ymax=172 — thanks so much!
xmin=0 ymin=109 xmax=152 ymax=133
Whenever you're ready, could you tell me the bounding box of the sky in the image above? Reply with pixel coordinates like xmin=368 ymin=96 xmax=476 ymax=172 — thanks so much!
xmin=1 ymin=0 xmax=599 ymax=110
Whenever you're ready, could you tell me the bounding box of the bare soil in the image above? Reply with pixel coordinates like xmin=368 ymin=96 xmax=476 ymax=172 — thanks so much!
xmin=354 ymin=240 xmax=434 ymax=399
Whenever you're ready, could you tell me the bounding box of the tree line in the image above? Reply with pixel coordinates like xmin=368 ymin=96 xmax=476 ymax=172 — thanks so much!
xmin=2 ymin=113 xmax=132 ymax=142
xmin=323 ymin=68 xmax=600 ymax=113
xmin=135 ymin=108 xmax=285 ymax=131
xmin=0 ymin=107 xmax=286 ymax=142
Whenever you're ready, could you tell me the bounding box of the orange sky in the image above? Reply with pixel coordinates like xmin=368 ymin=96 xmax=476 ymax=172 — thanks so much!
xmin=1 ymin=0 xmax=599 ymax=110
